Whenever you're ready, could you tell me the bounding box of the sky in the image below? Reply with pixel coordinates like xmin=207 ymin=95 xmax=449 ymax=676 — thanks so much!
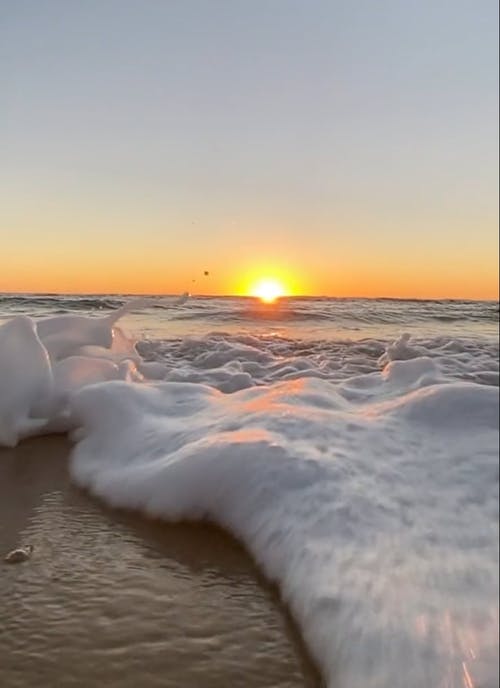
xmin=1 ymin=0 xmax=498 ymax=298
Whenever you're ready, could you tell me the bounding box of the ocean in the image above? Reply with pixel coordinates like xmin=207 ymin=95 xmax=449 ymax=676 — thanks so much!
xmin=0 ymin=294 xmax=498 ymax=688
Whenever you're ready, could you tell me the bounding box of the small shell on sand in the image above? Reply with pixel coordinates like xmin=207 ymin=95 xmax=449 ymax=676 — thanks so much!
xmin=4 ymin=545 xmax=34 ymax=564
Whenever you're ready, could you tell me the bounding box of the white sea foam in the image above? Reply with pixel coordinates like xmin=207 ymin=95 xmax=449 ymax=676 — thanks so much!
xmin=0 ymin=301 xmax=498 ymax=687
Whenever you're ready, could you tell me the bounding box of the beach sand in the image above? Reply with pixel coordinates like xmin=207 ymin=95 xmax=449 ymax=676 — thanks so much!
xmin=0 ymin=436 xmax=321 ymax=688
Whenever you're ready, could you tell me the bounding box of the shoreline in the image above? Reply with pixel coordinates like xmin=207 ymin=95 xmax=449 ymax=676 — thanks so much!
xmin=0 ymin=436 xmax=322 ymax=688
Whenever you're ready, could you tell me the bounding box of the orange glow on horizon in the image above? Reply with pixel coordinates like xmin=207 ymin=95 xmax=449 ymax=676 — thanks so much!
xmin=0 ymin=254 xmax=497 ymax=300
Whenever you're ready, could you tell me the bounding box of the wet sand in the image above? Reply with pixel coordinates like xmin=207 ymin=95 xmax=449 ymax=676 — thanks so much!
xmin=0 ymin=437 xmax=322 ymax=688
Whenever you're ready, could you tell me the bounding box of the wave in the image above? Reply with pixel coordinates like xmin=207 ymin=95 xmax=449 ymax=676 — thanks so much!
xmin=1 ymin=295 xmax=498 ymax=326
xmin=0 ymin=295 xmax=123 ymax=312
xmin=169 ymin=299 xmax=500 ymax=325
xmin=0 ymin=299 xmax=498 ymax=688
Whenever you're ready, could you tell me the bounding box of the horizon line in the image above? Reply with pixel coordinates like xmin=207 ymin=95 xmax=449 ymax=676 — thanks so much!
xmin=0 ymin=290 xmax=497 ymax=303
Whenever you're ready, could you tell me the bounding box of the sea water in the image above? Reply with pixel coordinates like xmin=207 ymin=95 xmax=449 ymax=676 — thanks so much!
xmin=0 ymin=294 xmax=498 ymax=687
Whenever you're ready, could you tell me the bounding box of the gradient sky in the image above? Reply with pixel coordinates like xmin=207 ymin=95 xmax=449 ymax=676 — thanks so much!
xmin=1 ymin=0 xmax=498 ymax=298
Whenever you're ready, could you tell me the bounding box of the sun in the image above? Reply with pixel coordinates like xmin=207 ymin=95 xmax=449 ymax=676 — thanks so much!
xmin=250 ymin=278 xmax=287 ymax=303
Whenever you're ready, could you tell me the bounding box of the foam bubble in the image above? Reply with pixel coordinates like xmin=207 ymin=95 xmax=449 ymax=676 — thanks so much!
xmin=0 ymin=316 xmax=53 ymax=446
xmin=0 ymin=295 xmax=186 ymax=445
xmin=68 ymin=375 xmax=498 ymax=688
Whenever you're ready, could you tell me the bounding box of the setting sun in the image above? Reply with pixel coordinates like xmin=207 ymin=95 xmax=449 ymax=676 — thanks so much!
xmin=250 ymin=278 xmax=287 ymax=303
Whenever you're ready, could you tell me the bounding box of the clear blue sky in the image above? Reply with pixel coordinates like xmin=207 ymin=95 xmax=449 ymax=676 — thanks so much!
xmin=1 ymin=0 xmax=498 ymax=297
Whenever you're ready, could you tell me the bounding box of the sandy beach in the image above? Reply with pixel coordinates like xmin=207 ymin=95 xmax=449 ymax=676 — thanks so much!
xmin=0 ymin=436 xmax=321 ymax=688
